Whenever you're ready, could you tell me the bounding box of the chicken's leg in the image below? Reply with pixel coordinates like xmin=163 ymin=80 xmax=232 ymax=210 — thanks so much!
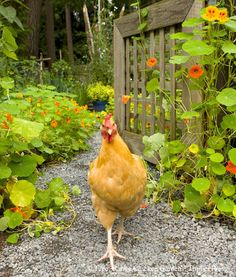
xmin=97 ymin=228 xmax=126 ymax=271
xmin=112 ymin=217 xmax=134 ymax=244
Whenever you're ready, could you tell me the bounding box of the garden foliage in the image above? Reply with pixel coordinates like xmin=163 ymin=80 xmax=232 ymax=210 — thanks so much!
xmin=143 ymin=3 xmax=236 ymax=219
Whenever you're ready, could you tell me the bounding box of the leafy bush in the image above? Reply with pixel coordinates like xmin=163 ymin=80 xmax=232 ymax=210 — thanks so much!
xmin=143 ymin=4 xmax=236 ymax=220
xmin=87 ymin=82 xmax=114 ymax=102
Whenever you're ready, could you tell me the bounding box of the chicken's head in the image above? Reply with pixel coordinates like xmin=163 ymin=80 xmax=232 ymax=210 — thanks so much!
xmin=101 ymin=114 xmax=117 ymax=143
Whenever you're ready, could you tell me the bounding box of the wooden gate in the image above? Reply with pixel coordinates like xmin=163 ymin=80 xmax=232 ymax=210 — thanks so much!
xmin=114 ymin=0 xmax=203 ymax=156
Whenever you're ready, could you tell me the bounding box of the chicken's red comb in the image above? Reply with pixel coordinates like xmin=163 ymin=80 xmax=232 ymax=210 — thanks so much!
xmin=104 ymin=114 xmax=113 ymax=122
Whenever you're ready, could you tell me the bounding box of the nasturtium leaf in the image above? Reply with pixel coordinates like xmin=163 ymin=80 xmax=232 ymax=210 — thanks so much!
xmin=233 ymin=205 xmax=236 ymax=218
xmin=181 ymin=111 xmax=200 ymax=119
xmin=10 ymin=180 xmax=36 ymax=207
xmin=176 ymin=158 xmax=186 ymax=168
xmin=138 ymin=22 xmax=147 ymax=31
xmin=143 ymin=133 xmax=165 ymax=157
xmin=169 ymin=55 xmax=190 ymax=64
xmin=6 ymin=233 xmax=20 ymax=244
xmin=211 ymin=162 xmax=226 ymax=175
xmin=184 ymin=185 xmax=205 ymax=213
xmin=30 ymin=138 xmax=43 ymax=148
xmin=228 ymin=148 xmax=236 ymax=165
xmin=53 ymin=196 xmax=65 ymax=206
xmin=4 ymin=210 xmax=23 ymax=229
xmin=168 ymin=140 xmax=186 ymax=154
xmin=182 ymin=40 xmax=215 ymax=56
xmin=72 ymin=185 xmax=81 ymax=196
xmin=12 ymin=141 xmax=29 ymax=152
xmin=222 ymin=183 xmax=235 ymax=197
xmin=217 ymin=197 xmax=234 ymax=213
xmin=182 ymin=17 xmax=204 ymax=27
xmin=172 ymin=200 xmax=182 ymax=213
xmin=9 ymin=155 xmax=37 ymax=177
xmin=31 ymin=153 xmax=45 ymax=165
xmin=207 ymin=136 xmax=225 ymax=150
xmin=191 ymin=178 xmax=210 ymax=193
xmin=0 ymin=76 xmax=14 ymax=89
xmin=222 ymin=41 xmax=236 ymax=54
xmin=146 ymin=78 xmax=159 ymax=93
xmin=0 ymin=216 xmax=9 ymax=231
xmin=48 ymin=177 xmax=65 ymax=195
xmin=216 ymin=88 xmax=236 ymax=106
xmin=0 ymin=138 xmax=10 ymax=154
xmin=35 ymin=190 xmax=51 ymax=209
xmin=170 ymin=32 xmax=193 ymax=40
xmin=209 ymin=153 xmax=224 ymax=163
xmin=0 ymin=163 xmax=11 ymax=179
xmin=221 ymin=114 xmax=236 ymax=130
xmin=12 ymin=118 xmax=44 ymax=141
xmin=206 ymin=148 xmax=215 ymax=155
xmin=225 ymin=19 xmax=236 ymax=32
xmin=195 ymin=156 xmax=207 ymax=169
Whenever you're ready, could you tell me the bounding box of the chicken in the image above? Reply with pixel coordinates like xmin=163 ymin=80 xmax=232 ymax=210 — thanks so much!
xmin=88 ymin=114 xmax=147 ymax=271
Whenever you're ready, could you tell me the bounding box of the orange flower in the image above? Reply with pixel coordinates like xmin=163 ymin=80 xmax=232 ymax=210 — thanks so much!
xmin=74 ymin=107 xmax=81 ymax=114
xmin=140 ymin=202 xmax=148 ymax=209
xmin=31 ymin=112 xmax=35 ymax=116
xmin=66 ymin=117 xmax=71 ymax=124
xmin=226 ymin=161 xmax=236 ymax=174
xmin=188 ymin=65 xmax=204 ymax=79
xmin=54 ymin=101 xmax=60 ymax=107
xmin=122 ymin=95 xmax=131 ymax=104
xmin=202 ymin=6 xmax=219 ymax=21
xmin=40 ymin=110 xmax=47 ymax=116
xmin=1 ymin=121 xmax=9 ymax=129
xmin=6 ymin=113 xmax=13 ymax=122
xmin=183 ymin=119 xmax=190 ymax=125
xmin=217 ymin=8 xmax=228 ymax=23
xmin=81 ymin=120 xmax=85 ymax=128
xmin=55 ymin=110 xmax=61 ymax=115
xmin=146 ymin=57 xmax=157 ymax=68
xmin=51 ymin=119 xmax=57 ymax=128
xmin=10 ymin=206 xmax=27 ymax=219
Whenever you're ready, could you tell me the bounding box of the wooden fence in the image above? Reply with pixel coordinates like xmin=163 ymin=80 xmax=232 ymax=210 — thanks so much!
xmin=114 ymin=0 xmax=203 ymax=157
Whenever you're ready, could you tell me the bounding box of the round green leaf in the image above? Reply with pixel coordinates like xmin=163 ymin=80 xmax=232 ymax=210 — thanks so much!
xmin=222 ymin=41 xmax=236 ymax=54
xmin=211 ymin=162 xmax=226 ymax=175
xmin=172 ymin=200 xmax=182 ymax=213
xmin=0 ymin=216 xmax=9 ymax=231
xmin=233 ymin=205 xmax=236 ymax=218
xmin=146 ymin=78 xmax=159 ymax=93
xmin=35 ymin=190 xmax=51 ymax=209
xmin=209 ymin=153 xmax=224 ymax=163
xmin=191 ymin=178 xmax=210 ymax=193
xmin=184 ymin=184 xmax=205 ymax=213
xmin=10 ymin=180 xmax=36 ymax=207
xmin=217 ymin=197 xmax=234 ymax=213
xmin=222 ymin=183 xmax=235 ymax=197
xmin=169 ymin=55 xmax=190 ymax=65
xmin=72 ymin=185 xmax=81 ymax=196
xmin=221 ymin=114 xmax=236 ymax=130
xmin=207 ymin=136 xmax=225 ymax=150
xmin=0 ymin=76 xmax=14 ymax=89
xmin=5 ymin=211 xmax=23 ymax=229
xmin=0 ymin=163 xmax=11 ymax=179
xmin=182 ymin=40 xmax=215 ymax=56
xmin=206 ymin=148 xmax=215 ymax=154
xmin=9 ymin=155 xmax=37 ymax=177
xmin=6 ymin=233 xmax=20 ymax=244
xmin=228 ymin=148 xmax=236 ymax=165
xmin=216 ymin=88 xmax=236 ymax=106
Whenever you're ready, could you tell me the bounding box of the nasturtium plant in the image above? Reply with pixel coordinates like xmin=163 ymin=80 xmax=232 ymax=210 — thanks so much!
xmin=143 ymin=3 xmax=236 ymax=220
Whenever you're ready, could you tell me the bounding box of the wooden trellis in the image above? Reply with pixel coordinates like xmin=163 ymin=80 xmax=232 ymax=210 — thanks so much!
xmin=114 ymin=0 xmax=203 ymax=157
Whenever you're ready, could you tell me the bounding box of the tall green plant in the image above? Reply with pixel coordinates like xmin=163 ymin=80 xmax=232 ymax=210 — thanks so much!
xmin=143 ymin=4 xmax=236 ymax=219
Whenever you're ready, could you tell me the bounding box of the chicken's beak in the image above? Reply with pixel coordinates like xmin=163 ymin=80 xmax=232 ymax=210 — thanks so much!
xmin=107 ymin=129 xmax=112 ymax=135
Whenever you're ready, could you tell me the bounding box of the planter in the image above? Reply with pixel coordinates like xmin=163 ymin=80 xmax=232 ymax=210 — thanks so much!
xmin=92 ymin=100 xmax=107 ymax=112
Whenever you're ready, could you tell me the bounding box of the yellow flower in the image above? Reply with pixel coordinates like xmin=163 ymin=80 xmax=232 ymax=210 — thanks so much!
xmin=217 ymin=8 xmax=228 ymax=23
xmin=26 ymin=97 xmax=32 ymax=103
xmin=16 ymin=92 xmax=23 ymax=99
xmin=202 ymin=6 xmax=219 ymax=21
xmin=188 ymin=144 xmax=199 ymax=154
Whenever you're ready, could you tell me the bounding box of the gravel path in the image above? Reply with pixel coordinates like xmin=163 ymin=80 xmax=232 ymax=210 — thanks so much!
xmin=0 ymin=132 xmax=236 ymax=277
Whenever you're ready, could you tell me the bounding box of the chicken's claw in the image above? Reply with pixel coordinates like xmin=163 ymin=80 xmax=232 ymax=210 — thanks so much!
xmin=112 ymin=228 xmax=135 ymax=244
xmin=97 ymin=247 xmax=126 ymax=271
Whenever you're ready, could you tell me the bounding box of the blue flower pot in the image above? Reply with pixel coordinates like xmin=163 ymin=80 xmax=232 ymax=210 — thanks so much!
xmin=92 ymin=100 xmax=107 ymax=111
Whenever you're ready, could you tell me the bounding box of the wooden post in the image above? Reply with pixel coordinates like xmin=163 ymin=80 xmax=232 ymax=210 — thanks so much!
xmin=83 ymin=3 xmax=95 ymax=59
xmin=37 ymin=53 xmax=51 ymax=84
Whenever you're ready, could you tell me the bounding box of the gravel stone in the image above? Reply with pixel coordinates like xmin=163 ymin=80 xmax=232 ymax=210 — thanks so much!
xmin=0 ymin=132 xmax=236 ymax=276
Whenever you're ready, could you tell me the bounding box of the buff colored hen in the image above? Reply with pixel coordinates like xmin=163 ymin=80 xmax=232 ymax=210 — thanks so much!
xmin=88 ymin=114 xmax=147 ymax=271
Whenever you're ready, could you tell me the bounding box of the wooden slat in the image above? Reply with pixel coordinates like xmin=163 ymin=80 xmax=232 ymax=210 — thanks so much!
xmin=159 ymin=28 xmax=165 ymax=133
xmin=114 ymin=23 xmax=125 ymax=132
xmin=133 ymin=39 xmax=139 ymax=132
xmin=149 ymin=31 xmax=156 ymax=135
xmin=114 ymin=0 xmax=195 ymax=38
xmin=170 ymin=26 xmax=176 ymax=140
xmin=125 ymin=38 xmax=131 ymax=131
xmin=141 ymin=46 xmax=146 ymax=135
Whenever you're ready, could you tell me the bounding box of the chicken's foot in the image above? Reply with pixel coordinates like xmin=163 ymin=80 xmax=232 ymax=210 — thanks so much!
xmin=112 ymin=217 xmax=134 ymax=244
xmin=97 ymin=228 xmax=126 ymax=271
